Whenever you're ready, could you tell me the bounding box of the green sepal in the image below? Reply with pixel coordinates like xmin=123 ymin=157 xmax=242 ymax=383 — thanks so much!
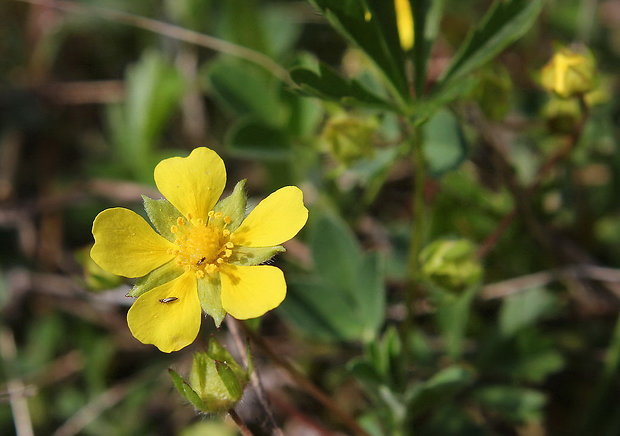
xmin=228 ymin=246 xmax=285 ymax=266
xmin=213 ymin=179 xmax=247 ymax=232
xmin=187 ymin=341 xmax=249 ymax=413
xmin=207 ymin=339 xmax=247 ymax=381
xmin=168 ymin=368 xmax=207 ymax=411
xmin=197 ymin=277 xmax=227 ymax=327
xmin=128 ymin=260 xmax=183 ymax=298
xmin=142 ymin=195 xmax=181 ymax=241
xmin=215 ymin=361 xmax=243 ymax=401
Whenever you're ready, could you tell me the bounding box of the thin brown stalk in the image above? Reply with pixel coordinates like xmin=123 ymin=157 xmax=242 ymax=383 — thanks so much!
xmin=238 ymin=322 xmax=371 ymax=436
xmin=13 ymin=0 xmax=292 ymax=85
xmin=228 ymin=408 xmax=254 ymax=436
xmin=476 ymin=96 xmax=590 ymax=259
xmin=227 ymin=318 xmax=284 ymax=436
xmin=0 ymin=328 xmax=35 ymax=436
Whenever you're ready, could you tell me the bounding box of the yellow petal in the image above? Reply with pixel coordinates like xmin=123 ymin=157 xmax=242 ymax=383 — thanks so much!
xmin=154 ymin=147 xmax=226 ymax=222
xmin=220 ymin=265 xmax=286 ymax=319
xmin=127 ymin=271 xmax=201 ymax=353
xmin=231 ymin=186 xmax=308 ymax=247
xmin=395 ymin=0 xmax=414 ymax=51
xmin=91 ymin=208 xmax=175 ymax=278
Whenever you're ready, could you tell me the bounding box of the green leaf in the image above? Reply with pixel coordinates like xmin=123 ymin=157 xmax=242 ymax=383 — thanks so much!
xmin=437 ymin=0 xmax=543 ymax=89
xmin=142 ymin=196 xmax=181 ymax=241
xmin=228 ymin=246 xmax=286 ymax=266
xmin=214 ymin=179 xmax=248 ymax=232
xmin=308 ymin=0 xmax=408 ymax=99
xmin=356 ymin=253 xmax=386 ymax=341
xmin=423 ymin=109 xmax=467 ymax=176
xmin=499 ymin=287 xmax=557 ymax=337
xmin=128 ymin=260 xmax=183 ymax=298
xmin=226 ymin=118 xmax=291 ymax=160
xmin=204 ymin=58 xmax=283 ymax=125
xmin=197 ymin=278 xmax=226 ymax=327
xmin=107 ymin=50 xmax=184 ymax=180
xmin=474 ymin=386 xmax=546 ymax=423
xmin=290 ymin=63 xmax=394 ymax=110
xmin=311 ymin=214 xmax=363 ymax=290
xmin=280 ymin=281 xmax=363 ymax=341
xmin=407 ymin=366 xmax=474 ymax=419
xmin=280 ymin=214 xmax=386 ymax=343
xmin=435 ymin=285 xmax=479 ymax=358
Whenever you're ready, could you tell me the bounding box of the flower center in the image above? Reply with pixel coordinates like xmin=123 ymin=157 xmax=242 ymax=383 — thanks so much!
xmin=170 ymin=212 xmax=234 ymax=278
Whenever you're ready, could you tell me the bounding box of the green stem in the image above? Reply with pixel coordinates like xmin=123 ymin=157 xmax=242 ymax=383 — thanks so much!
xmin=578 ymin=313 xmax=620 ymax=434
xmin=403 ymin=124 xmax=426 ymax=359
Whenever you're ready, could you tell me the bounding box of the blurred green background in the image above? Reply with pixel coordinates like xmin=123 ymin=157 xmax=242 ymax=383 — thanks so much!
xmin=1 ymin=0 xmax=620 ymax=434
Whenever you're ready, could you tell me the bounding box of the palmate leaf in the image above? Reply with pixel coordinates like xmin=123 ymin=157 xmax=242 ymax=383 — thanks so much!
xmin=279 ymin=214 xmax=386 ymax=343
xmin=437 ymin=0 xmax=543 ymax=89
xmin=290 ymin=62 xmax=394 ymax=110
xmin=308 ymin=0 xmax=408 ymax=100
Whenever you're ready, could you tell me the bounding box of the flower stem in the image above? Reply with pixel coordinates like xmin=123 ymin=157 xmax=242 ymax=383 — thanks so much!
xmin=228 ymin=409 xmax=254 ymax=436
xmin=238 ymin=321 xmax=371 ymax=436
xmin=227 ymin=318 xmax=284 ymax=436
xmin=404 ymin=124 xmax=426 ymax=358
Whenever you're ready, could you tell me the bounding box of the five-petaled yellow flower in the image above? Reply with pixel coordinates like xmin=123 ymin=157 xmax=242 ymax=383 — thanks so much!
xmin=90 ymin=147 xmax=308 ymax=353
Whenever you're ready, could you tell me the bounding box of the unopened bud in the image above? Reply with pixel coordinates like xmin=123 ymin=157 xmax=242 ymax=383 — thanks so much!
xmin=169 ymin=338 xmax=250 ymax=413
xmin=419 ymin=238 xmax=483 ymax=291
xmin=541 ymin=47 xmax=596 ymax=98
xmin=321 ymin=116 xmax=376 ymax=165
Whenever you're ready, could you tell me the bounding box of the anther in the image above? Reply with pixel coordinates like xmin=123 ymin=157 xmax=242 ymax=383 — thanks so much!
xmin=214 ymin=212 xmax=223 ymax=219
xmin=177 ymin=217 xmax=185 ymax=226
xmin=224 ymin=216 xmax=232 ymax=224
xmin=196 ymin=218 xmax=204 ymax=226
xmin=225 ymin=242 xmax=234 ymax=249
xmin=195 ymin=270 xmax=205 ymax=278
xmin=170 ymin=225 xmax=178 ymax=234
xmin=216 ymin=258 xmax=224 ymax=264
xmin=206 ymin=264 xmax=217 ymax=274
xmin=224 ymin=249 xmax=232 ymax=258
xmin=208 ymin=211 xmax=215 ymax=218
xmin=222 ymin=229 xmax=231 ymax=237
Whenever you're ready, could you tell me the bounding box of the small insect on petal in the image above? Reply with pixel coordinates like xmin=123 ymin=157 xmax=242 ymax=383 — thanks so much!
xmin=196 ymin=257 xmax=206 ymax=266
xmin=159 ymin=297 xmax=179 ymax=303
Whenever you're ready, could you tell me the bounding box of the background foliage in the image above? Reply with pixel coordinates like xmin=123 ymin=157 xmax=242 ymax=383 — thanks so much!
xmin=1 ymin=0 xmax=620 ymax=435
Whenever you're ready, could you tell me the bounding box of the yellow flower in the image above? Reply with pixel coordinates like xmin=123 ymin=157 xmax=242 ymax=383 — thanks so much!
xmin=90 ymin=147 xmax=308 ymax=353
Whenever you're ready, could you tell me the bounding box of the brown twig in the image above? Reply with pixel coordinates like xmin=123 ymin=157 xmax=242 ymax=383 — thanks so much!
xmin=13 ymin=0 xmax=293 ymax=85
xmin=238 ymin=322 xmax=371 ymax=436
xmin=228 ymin=408 xmax=254 ymax=436
xmin=0 ymin=328 xmax=35 ymax=436
xmin=226 ymin=318 xmax=284 ymax=436
xmin=475 ymin=95 xmax=590 ymax=258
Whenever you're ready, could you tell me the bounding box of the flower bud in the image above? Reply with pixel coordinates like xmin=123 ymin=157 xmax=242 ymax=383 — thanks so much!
xmin=168 ymin=338 xmax=250 ymax=413
xmin=540 ymin=47 xmax=596 ymax=98
xmin=419 ymin=238 xmax=483 ymax=291
xmin=321 ymin=116 xmax=376 ymax=166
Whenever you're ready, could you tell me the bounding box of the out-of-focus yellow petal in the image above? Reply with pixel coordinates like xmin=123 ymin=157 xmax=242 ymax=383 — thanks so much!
xmin=154 ymin=147 xmax=226 ymax=222
xmin=220 ymin=265 xmax=286 ymax=319
xmin=91 ymin=208 xmax=175 ymax=278
xmin=231 ymin=186 xmax=308 ymax=247
xmin=127 ymin=271 xmax=201 ymax=353
xmin=395 ymin=0 xmax=414 ymax=51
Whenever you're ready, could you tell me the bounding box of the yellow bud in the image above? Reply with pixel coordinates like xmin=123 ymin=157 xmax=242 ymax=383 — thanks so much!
xmin=395 ymin=0 xmax=414 ymax=51
xmin=540 ymin=47 xmax=597 ymax=98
